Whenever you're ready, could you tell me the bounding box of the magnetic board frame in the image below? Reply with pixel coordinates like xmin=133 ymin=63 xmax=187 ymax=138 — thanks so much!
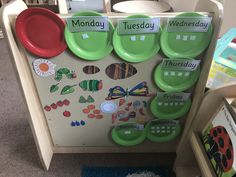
xmin=0 ymin=0 xmax=222 ymax=171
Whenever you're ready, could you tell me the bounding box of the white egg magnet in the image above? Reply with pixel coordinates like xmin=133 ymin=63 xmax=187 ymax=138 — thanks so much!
xmin=33 ymin=59 xmax=56 ymax=77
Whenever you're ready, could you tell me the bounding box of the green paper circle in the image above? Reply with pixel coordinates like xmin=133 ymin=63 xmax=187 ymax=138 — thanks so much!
xmin=160 ymin=12 xmax=213 ymax=58
xmin=111 ymin=122 xmax=146 ymax=146
xmin=150 ymin=96 xmax=191 ymax=120
xmin=113 ymin=14 xmax=161 ymax=63
xmin=64 ymin=11 xmax=114 ymax=61
xmin=154 ymin=62 xmax=200 ymax=92
xmin=146 ymin=119 xmax=181 ymax=142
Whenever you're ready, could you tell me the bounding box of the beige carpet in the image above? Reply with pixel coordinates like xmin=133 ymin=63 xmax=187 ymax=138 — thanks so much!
xmin=0 ymin=38 xmax=175 ymax=177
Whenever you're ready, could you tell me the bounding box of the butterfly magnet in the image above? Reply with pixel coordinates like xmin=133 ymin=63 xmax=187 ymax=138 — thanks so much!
xmin=105 ymin=82 xmax=149 ymax=100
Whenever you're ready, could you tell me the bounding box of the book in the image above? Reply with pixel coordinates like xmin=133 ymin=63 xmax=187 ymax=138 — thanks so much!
xmin=207 ymin=28 xmax=236 ymax=89
xmin=202 ymin=99 xmax=236 ymax=177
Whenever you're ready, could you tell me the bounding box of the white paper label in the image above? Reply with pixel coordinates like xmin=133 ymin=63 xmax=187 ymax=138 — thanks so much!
xmin=66 ymin=16 xmax=109 ymax=32
xmin=161 ymin=59 xmax=201 ymax=71
xmin=118 ymin=18 xmax=160 ymax=35
xmin=157 ymin=92 xmax=191 ymax=102
xmin=167 ymin=17 xmax=212 ymax=32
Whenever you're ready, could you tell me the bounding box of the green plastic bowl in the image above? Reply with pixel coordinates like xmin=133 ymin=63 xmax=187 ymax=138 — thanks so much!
xmin=150 ymin=96 xmax=191 ymax=120
xmin=160 ymin=12 xmax=213 ymax=58
xmin=113 ymin=14 xmax=161 ymax=62
xmin=64 ymin=11 xmax=114 ymax=60
xmin=154 ymin=62 xmax=200 ymax=92
xmin=111 ymin=122 xmax=146 ymax=146
xmin=146 ymin=119 xmax=181 ymax=142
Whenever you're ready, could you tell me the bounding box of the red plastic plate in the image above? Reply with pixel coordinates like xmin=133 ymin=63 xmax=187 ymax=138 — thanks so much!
xmin=15 ymin=8 xmax=67 ymax=58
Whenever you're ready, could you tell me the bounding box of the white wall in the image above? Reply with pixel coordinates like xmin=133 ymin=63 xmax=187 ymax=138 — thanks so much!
xmin=219 ymin=0 xmax=236 ymax=37
xmin=163 ymin=0 xmax=236 ymax=37
xmin=161 ymin=0 xmax=198 ymax=11
xmin=67 ymin=0 xmax=104 ymax=13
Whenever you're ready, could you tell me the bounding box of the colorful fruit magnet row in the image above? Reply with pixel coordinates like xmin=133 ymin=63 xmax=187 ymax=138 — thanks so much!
xmin=71 ymin=120 xmax=86 ymax=127
xmin=112 ymin=108 xmax=146 ymax=123
xmin=82 ymin=105 xmax=104 ymax=119
xmin=111 ymin=99 xmax=147 ymax=124
xmin=35 ymin=61 xmax=139 ymax=83
xmin=79 ymin=95 xmax=95 ymax=103
xmin=44 ymin=99 xmax=70 ymax=111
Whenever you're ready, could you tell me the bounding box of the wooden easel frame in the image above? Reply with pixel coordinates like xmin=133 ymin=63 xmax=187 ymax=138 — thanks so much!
xmin=0 ymin=0 xmax=223 ymax=175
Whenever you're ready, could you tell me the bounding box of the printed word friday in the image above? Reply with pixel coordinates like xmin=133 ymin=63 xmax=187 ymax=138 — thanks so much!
xmin=163 ymin=94 xmax=183 ymax=101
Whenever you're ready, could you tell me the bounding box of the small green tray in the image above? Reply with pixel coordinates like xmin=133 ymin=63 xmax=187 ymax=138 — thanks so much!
xmin=160 ymin=12 xmax=212 ymax=58
xmin=111 ymin=122 xmax=146 ymax=146
xmin=154 ymin=63 xmax=200 ymax=92
xmin=64 ymin=11 xmax=114 ymax=60
xmin=113 ymin=15 xmax=161 ymax=63
xmin=146 ymin=119 xmax=181 ymax=142
xmin=150 ymin=96 xmax=191 ymax=120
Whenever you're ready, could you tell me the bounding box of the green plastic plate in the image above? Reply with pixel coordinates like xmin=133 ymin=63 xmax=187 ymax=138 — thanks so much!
xmin=146 ymin=119 xmax=181 ymax=142
xmin=160 ymin=12 xmax=213 ymax=58
xmin=111 ymin=122 xmax=146 ymax=146
xmin=64 ymin=11 xmax=114 ymax=60
xmin=154 ymin=62 xmax=200 ymax=92
xmin=150 ymin=96 xmax=191 ymax=120
xmin=113 ymin=15 xmax=161 ymax=63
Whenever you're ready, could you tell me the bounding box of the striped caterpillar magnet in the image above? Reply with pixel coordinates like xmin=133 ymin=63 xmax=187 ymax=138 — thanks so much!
xmin=79 ymin=80 xmax=103 ymax=92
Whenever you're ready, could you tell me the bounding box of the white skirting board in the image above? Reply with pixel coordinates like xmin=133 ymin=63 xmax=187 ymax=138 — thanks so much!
xmin=0 ymin=27 xmax=3 ymax=38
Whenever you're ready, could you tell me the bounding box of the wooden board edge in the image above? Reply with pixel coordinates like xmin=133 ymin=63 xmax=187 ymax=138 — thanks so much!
xmin=0 ymin=0 xmax=53 ymax=170
xmin=52 ymin=145 xmax=177 ymax=154
xmin=190 ymin=132 xmax=217 ymax=177
xmin=176 ymin=0 xmax=224 ymax=162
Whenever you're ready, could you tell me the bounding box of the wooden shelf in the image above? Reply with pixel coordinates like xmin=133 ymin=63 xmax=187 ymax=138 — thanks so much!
xmin=23 ymin=0 xmax=56 ymax=6
xmin=22 ymin=0 xmax=58 ymax=12
xmin=190 ymin=132 xmax=217 ymax=177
